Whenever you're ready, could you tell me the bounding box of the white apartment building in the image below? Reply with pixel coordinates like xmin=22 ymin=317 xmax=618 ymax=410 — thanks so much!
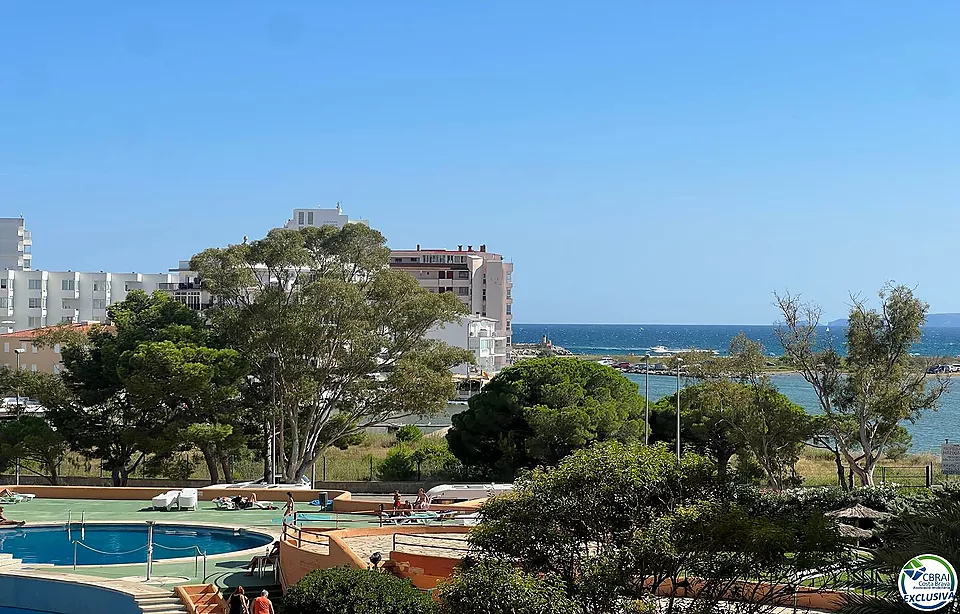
xmin=279 ymin=203 xmax=369 ymax=231
xmin=427 ymin=315 xmax=504 ymax=374
xmin=390 ymin=244 xmax=513 ymax=363
xmin=0 ymin=270 xmax=177 ymax=332
xmin=0 ymin=218 xmax=32 ymax=271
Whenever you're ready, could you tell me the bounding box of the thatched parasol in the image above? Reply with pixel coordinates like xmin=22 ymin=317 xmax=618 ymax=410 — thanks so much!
xmin=825 ymin=503 xmax=891 ymax=520
xmin=835 ymin=523 xmax=874 ymax=540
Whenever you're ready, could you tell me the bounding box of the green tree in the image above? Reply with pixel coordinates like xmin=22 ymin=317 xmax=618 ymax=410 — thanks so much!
xmin=395 ymin=424 xmax=423 ymax=444
xmin=777 ymin=284 xmax=947 ymax=486
xmin=48 ymin=291 xmax=216 ymax=485
xmin=649 ymin=381 xmax=747 ymax=482
xmin=447 ymin=357 xmax=645 ymax=479
xmin=282 ymin=567 xmax=434 ymax=614
xmin=377 ymin=444 xmax=416 ymax=481
xmin=0 ymin=416 xmax=68 ymax=484
xmin=192 ymin=224 xmax=472 ymax=482
xmin=468 ymin=442 xmax=846 ymax=614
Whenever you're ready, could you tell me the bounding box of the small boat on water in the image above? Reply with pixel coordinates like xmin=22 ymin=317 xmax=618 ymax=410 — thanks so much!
xmin=651 ymin=346 xmax=669 ymax=353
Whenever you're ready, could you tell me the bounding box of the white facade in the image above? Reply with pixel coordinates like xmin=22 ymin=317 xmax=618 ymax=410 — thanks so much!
xmin=0 ymin=270 xmax=177 ymax=332
xmin=0 ymin=218 xmax=31 ymax=271
xmin=390 ymin=245 xmax=513 ymax=363
xmin=427 ymin=315 xmax=504 ymax=374
xmin=279 ymin=204 xmax=368 ymax=231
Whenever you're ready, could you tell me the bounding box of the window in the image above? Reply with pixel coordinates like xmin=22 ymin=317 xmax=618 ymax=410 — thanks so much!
xmin=506 ymin=305 xmax=512 ymax=314
xmin=0 ymin=298 xmax=6 ymax=308
xmin=298 ymin=211 xmax=305 ymax=225
xmin=28 ymin=298 xmax=41 ymax=309
xmin=53 ymin=343 xmax=60 ymax=354
xmin=27 ymin=317 xmax=41 ymax=328
xmin=458 ymin=271 xmax=469 ymax=279
xmin=0 ymin=279 xmax=7 ymax=289
xmin=62 ymin=301 xmax=71 ymax=310
xmin=125 ymin=283 xmax=132 ymax=291
xmin=61 ymin=316 xmax=74 ymax=323
xmin=61 ymin=279 xmax=75 ymax=291
xmin=506 ymin=273 xmax=512 ymax=282
xmin=307 ymin=211 xmax=314 ymax=225
xmin=447 ymin=271 xmax=455 ymax=279
xmin=93 ymin=282 xmax=102 ymax=291
xmin=28 ymin=279 xmax=42 ymax=290
xmin=53 ymin=364 xmax=60 ymax=374
xmin=31 ymin=344 xmax=37 ymax=353
xmin=482 ymin=290 xmax=486 ymax=300
xmin=93 ymin=298 xmax=106 ymax=310
xmin=438 ymin=287 xmax=446 ymax=293
xmin=30 ymin=364 xmax=36 ymax=372
xmin=457 ymin=287 xmax=469 ymax=296
xmin=2 ymin=343 xmax=7 ymax=353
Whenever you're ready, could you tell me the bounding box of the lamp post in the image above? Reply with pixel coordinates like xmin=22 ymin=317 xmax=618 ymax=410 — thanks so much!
xmin=13 ymin=347 xmax=24 ymax=485
xmin=675 ymin=357 xmax=683 ymax=461
xmin=644 ymin=354 xmax=650 ymax=445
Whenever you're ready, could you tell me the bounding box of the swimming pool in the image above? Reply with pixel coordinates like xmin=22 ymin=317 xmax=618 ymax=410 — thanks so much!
xmin=0 ymin=523 xmax=273 ymax=566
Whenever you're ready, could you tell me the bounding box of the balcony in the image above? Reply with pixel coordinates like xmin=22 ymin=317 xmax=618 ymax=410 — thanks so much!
xmin=159 ymin=282 xmax=201 ymax=291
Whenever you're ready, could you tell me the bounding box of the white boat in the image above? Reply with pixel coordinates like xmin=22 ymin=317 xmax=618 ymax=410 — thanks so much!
xmin=426 ymin=483 xmax=513 ymax=504
xmin=651 ymin=346 xmax=669 ymax=353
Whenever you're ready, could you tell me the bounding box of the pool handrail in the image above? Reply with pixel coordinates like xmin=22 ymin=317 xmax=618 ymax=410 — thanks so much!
xmin=70 ymin=538 xmax=209 ymax=581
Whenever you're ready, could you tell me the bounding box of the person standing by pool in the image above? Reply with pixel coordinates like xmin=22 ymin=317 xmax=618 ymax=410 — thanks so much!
xmin=392 ymin=490 xmax=402 ymax=510
xmin=283 ymin=492 xmax=295 ymax=520
xmin=252 ymin=590 xmax=274 ymax=614
xmin=228 ymin=586 xmax=249 ymax=614
xmin=0 ymin=507 xmax=24 ymax=527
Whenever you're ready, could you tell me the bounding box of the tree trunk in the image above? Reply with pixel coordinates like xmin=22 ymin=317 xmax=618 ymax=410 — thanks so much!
xmin=46 ymin=461 xmax=59 ymax=485
xmin=200 ymin=445 xmax=220 ymax=485
xmin=833 ymin=450 xmax=847 ymax=490
xmin=716 ymin=449 xmax=733 ymax=484
xmin=112 ymin=466 xmax=122 ymax=487
xmin=217 ymin=447 xmax=232 ymax=484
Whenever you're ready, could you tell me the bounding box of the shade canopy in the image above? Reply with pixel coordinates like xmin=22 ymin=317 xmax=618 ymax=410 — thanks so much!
xmin=825 ymin=503 xmax=891 ymax=520
xmin=835 ymin=523 xmax=874 ymax=540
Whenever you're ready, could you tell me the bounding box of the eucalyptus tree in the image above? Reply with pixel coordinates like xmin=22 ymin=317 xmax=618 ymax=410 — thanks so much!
xmin=191 ymin=223 xmax=471 ymax=482
xmin=776 ymin=284 xmax=946 ymax=487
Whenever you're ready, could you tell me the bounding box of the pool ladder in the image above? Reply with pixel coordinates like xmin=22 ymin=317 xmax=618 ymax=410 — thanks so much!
xmin=66 ymin=510 xmax=85 ymax=540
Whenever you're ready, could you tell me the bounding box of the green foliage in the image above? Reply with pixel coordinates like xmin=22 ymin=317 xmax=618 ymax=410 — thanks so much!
xmin=377 ymin=445 xmax=416 ymax=481
xmin=0 ymin=415 xmax=69 ymax=484
xmin=734 ymin=484 xmax=900 ymax=520
xmin=410 ymin=438 xmax=463 ymax=480
xmin=467 ymin=441 xmax=847 ymax=614
xmin=192 ymin=223 xmax=472 ymax=481
xmin=777 ymin=284 xmax=946 ymax=486
xmin=447 ymin=357 xmax=645 ymax=479
xmin=48 ymin=290 xmax=248 ymax=485
xmin=395 ymin=424 xmax=423 ymax=444
xmin=436 ymin=560 xmax=576 ymax=614
xmin=281 ymin=566 xmax=434 ymax=614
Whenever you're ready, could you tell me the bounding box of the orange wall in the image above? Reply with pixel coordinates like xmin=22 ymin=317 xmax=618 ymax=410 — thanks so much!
xmin=8 ymin=485 xmax=344 ymax=502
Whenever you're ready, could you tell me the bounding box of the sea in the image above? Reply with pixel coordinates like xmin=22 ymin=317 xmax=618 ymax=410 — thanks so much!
xmin=513 ymin=324 xmax=960 ymax=453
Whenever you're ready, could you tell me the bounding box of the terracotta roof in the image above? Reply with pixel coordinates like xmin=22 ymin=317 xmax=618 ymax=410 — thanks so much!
xmin=0 ymin=323 xmax=108 ymax=340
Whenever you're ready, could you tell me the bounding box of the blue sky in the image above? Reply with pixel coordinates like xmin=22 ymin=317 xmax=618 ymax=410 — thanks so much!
xmin=2 ymin=3 xmax=959 ymax=325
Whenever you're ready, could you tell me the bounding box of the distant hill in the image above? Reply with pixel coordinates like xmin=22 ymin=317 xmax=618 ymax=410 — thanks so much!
xmin=828 ymin=313 xmax=960 ymax=328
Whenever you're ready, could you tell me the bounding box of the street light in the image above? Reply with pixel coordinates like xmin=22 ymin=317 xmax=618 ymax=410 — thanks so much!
xmin=13 ymin=347 xmax=24 ymax=485
xmin=675 ymin=357 xmax=683 ymax=461
xmin=644 ymin=354 xmax=650 ymax=445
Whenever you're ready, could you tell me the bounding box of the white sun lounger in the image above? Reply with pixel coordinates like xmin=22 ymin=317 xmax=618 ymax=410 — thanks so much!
xmin=152 ymin=490 xmax=181 ymax=511
xmin=177 ymin=488 xmax=198 ymax=511
xmin=0 ymin=492 xmax=35 ymax=504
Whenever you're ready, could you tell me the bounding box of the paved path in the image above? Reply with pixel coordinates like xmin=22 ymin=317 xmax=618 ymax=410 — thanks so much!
xmin=342 ymin=533 xmax=470 ymax=562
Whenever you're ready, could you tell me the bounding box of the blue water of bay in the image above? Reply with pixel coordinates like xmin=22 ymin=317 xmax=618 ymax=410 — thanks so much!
xmin=514 ymin=324 xmax=960 ymax=453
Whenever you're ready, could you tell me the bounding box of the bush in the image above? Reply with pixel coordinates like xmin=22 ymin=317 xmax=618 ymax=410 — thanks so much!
xmin=436 ymin=560 xmax=576 ymax=614
xmin=734 ymin=484 xmax=901 ymax=519
xmin=377 ymin=445 xmax=416 ymax=481
xmin=411 ymin=439 xmax=463 ymax=480
xmin=282 ymin=567 xmax=434 ymax=614
xmin=395 ymin=425 xmax=423 ymax=444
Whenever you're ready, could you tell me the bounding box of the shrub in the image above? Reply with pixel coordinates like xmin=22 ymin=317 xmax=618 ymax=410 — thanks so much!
xmin=436 ymin=560 xmax=575 ymax=614
xmin=377 ymin=445 xmax=416 ymax=481
xmin=411 ymin=439 xmax=463 ymax=480
xmin=282 ymin=566 xmax=434 ymax=614
xmin=395 ymin=424 xmax=423 ymax=444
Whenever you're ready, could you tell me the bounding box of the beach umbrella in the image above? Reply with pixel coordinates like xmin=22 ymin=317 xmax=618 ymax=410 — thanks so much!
xmin=835 ymin=523 xmax=874 ymax=540
xmin=825 ymin=503 xmax=891 ymax=520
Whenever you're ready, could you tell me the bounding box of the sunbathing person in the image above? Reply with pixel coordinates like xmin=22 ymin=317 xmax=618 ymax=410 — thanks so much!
xmin=0 ymin=507 xmax=25 ymax=527
xmin=0 ymin=489 xmax=15 ymax=498
xmin=245 ymin=541 xmax=280 ymax=576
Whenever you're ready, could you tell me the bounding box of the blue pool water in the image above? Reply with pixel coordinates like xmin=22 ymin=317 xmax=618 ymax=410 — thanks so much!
xmin=0 ymin=524 xmax=272 ymax=566
xmin=0 ymin=608 xmax=48 ymax=614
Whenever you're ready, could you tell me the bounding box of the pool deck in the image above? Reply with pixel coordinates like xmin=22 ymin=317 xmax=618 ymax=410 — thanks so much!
xmin=0 ymin=497 xmax=377 ymax=592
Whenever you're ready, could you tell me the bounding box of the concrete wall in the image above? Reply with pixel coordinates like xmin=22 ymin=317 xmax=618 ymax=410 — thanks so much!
xmin=0 ymin=574 xmax=140 ymax=614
